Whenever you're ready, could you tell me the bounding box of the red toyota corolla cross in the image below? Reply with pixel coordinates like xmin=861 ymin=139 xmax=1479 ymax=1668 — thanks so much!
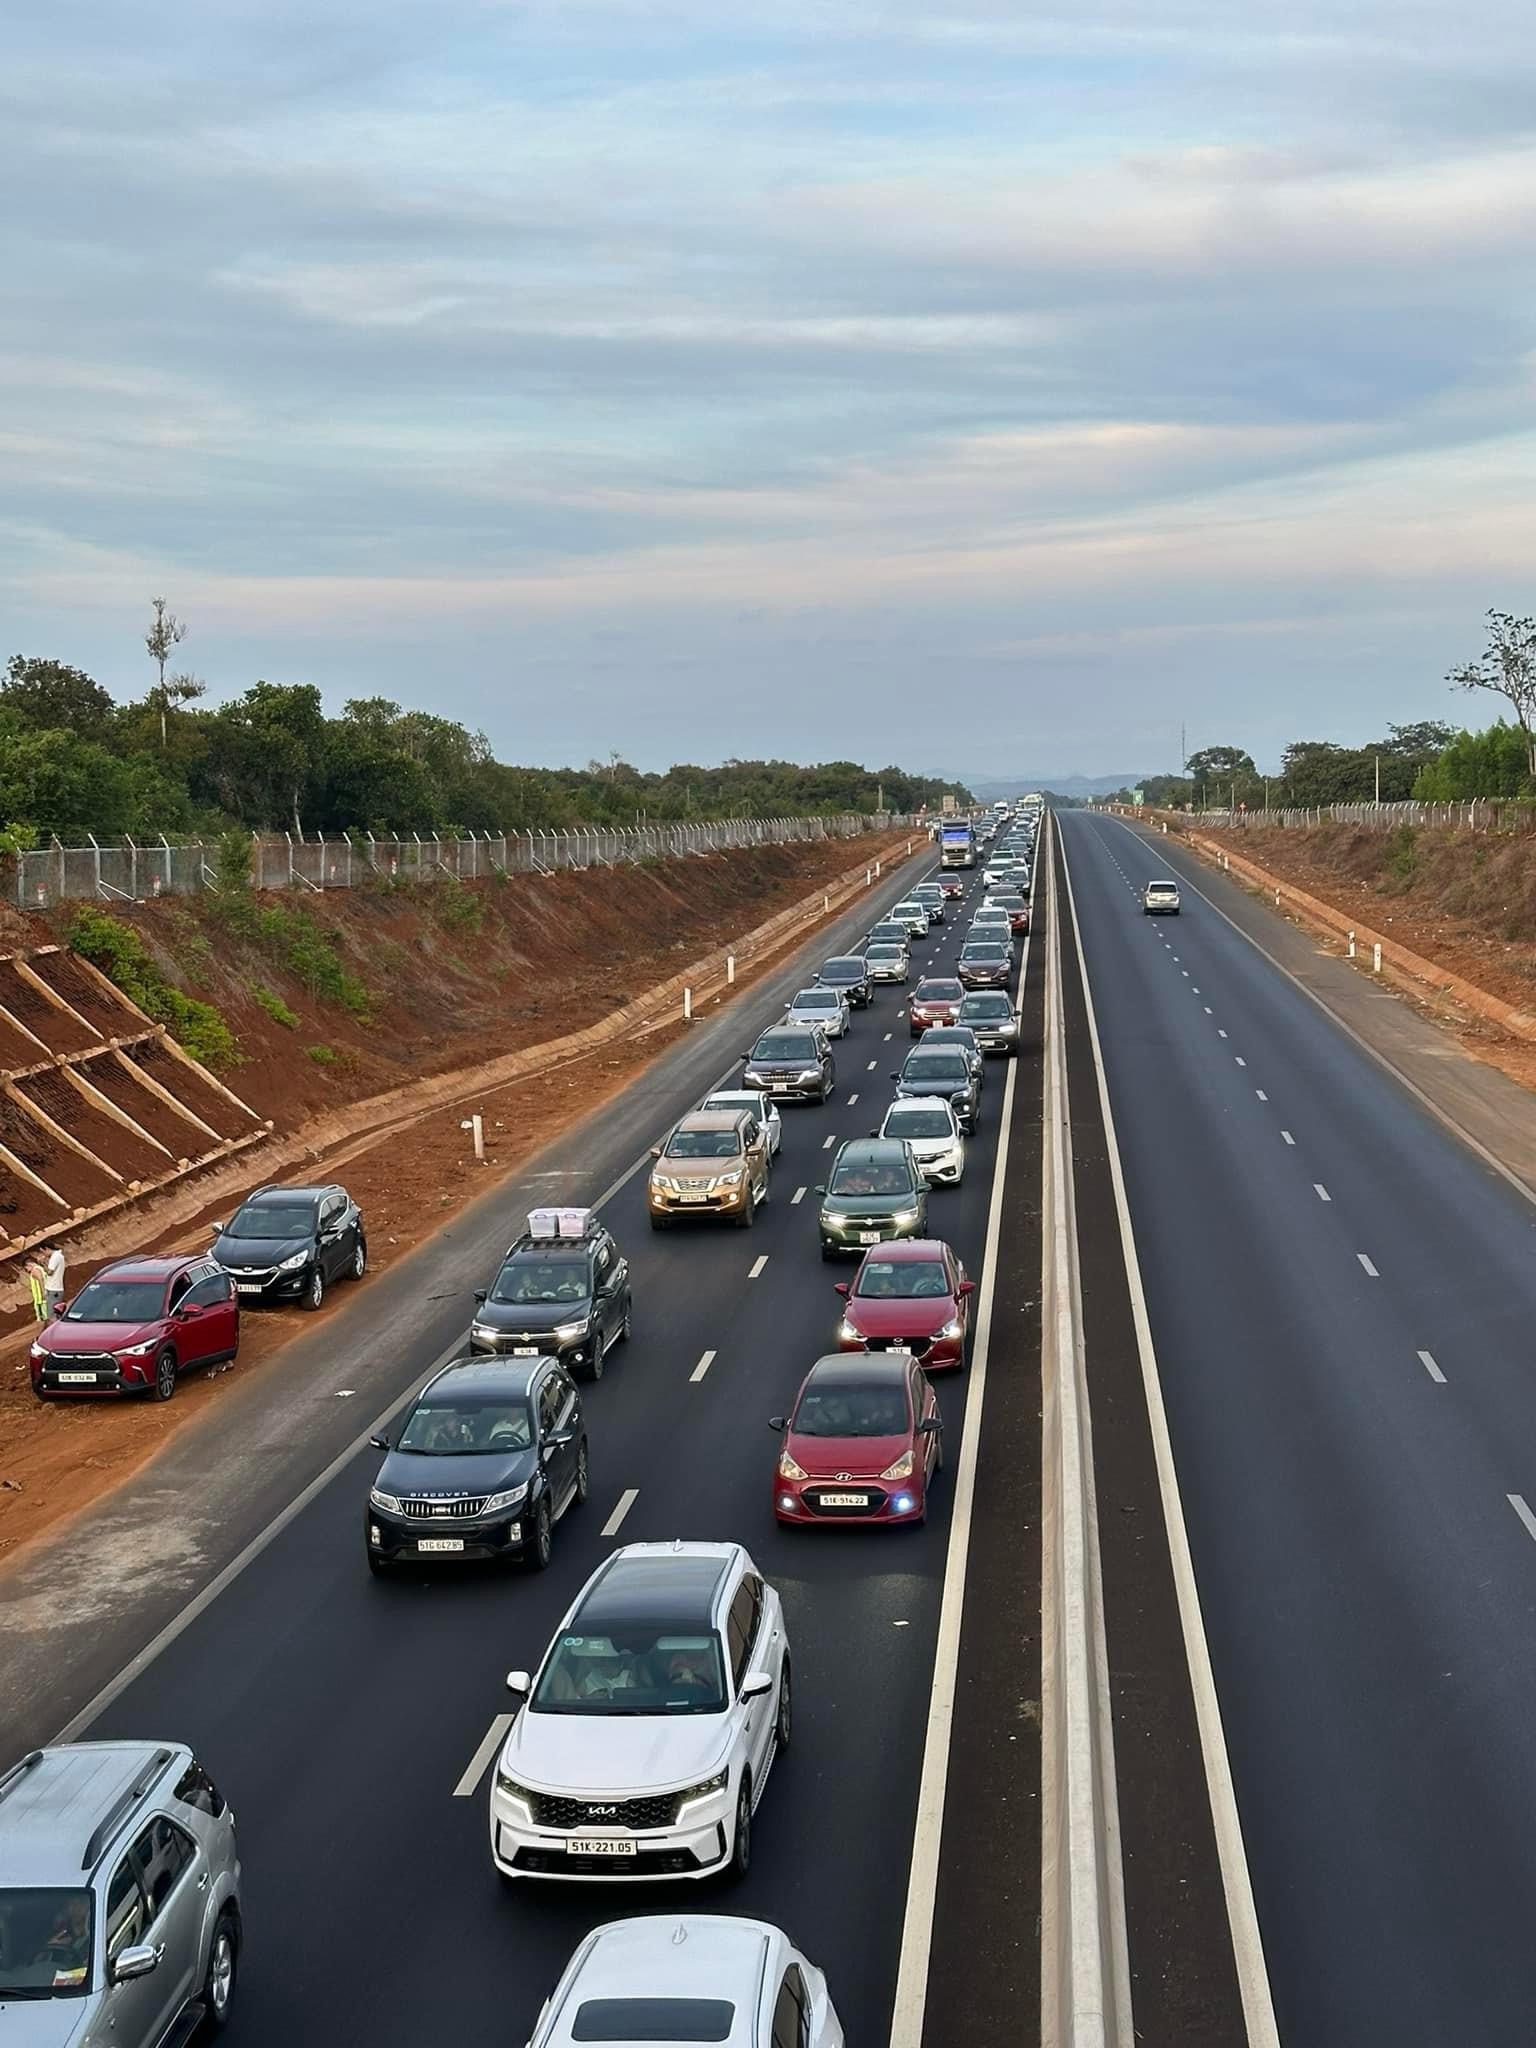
xmin=31 ymin=1254 xmax=240 ymax=1400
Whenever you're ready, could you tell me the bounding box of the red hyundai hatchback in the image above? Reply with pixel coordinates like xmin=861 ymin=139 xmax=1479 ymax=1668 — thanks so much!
xmin=834 ymin=1238 xmax=972 ymax=1370
xmin=30 ymin=1254 xmax=240 ymax=1401
xmin=771 ymin=1352 xmax=941 ymax=1526
xmin=907 ymin=977 xmax=965 ymax=1037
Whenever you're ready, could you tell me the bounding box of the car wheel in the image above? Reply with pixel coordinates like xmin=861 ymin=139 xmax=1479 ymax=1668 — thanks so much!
xmin=573 ymin=1438 xmax=590 ymax=1506
xmin=366 ymin=1550 xmax=392 ymax=1577
xmin=775 ymin=1658 xmax=793 ymax=1752
xmin=202 ymin=1910 xmax=239 ymax=2031
xmin=729 ymin=1779 xmax=752 ymax=1880
xmin=527 ymin=1496 xmax=553 ymax=1571
xmin=151 ymin=1346 xmax=177 ymax=1402
xmin=933 ymin=1425 xmax=945 ymax=1472
xmin=585 ymin=1331 xmax=605 ymax=1382
xmin=650 ymin=1213 xmax=671 ymax=1231
xmin=620 ymin=1298 xmax=633 ymax=1342
xmin=350 ymin=1238 xmax=367 ymax=1282
xmin=735 ymin=1190 xmax=755 ymax=1229
xmin=819 ymin=1243 xmax=836 ymax=1262
xmin=304 ymin=1265 xmax=325 ymax=1312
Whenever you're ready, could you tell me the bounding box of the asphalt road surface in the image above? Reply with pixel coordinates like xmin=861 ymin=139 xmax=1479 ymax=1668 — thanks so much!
xmin=1060 ymin=808 xmax=1536 ymax=2048
xmin=62 ymin=847 xmax=1045 ymax=2046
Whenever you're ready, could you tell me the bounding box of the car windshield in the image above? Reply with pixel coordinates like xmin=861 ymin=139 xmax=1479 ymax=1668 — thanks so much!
xmin=792 ymin=991 xmax=837 ymax=1009
xmin=62 ymin=1279 xmax=163 ymax=1323
xmin=573 ymin=2000 xmax=734 ymax=2044
xmin=866 ymin=945 xmax=903 ymax=960
xmin=397 ymin=1399 xmax=534 ymax=1454
xmin=702 ymin=1095 xmax=761 ymax=1119
xmin=821 ymin=958 xmax=864 ymax=978
xmin=1148 ymin=881 xmax=1177 ymax=892
xmin=490 ymin=1259 xmax=590 ymax=1305
xmin=962 ymin=945 xmax=1007 ymax=961
xmin=665 ymin=1130 xmax=743 ymax=1160
xmin=228 ymin=1203 xmax=316 ymax=1238
xmin=915 ymin=981 xmax=962 ymax=1001
xmin=905 ymin=1055 xmax=968 ymax=1082
xmin=855 ymin=1258 xmax=951 ymax=1298
xmin=829 ymin=1161 xmax=913 ymax=1196
xmin=884 ymin=1110 xmax=954 ymax=1140
xmin=531 ymin=1630 xmax=727 ymax=1715
xmin=0 ymin=1887 xmax=94 ymax=1997
xmin=961 ymin=996 xmax=1011 ymax=1019
xmin=793 ymin=1382 xmax=911 ymax=1436
xmin=752 ymin=1032 xmax=817 ymax=1060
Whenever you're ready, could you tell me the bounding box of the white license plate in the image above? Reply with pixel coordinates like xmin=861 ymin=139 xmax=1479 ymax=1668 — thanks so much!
xmin=512 ymin=1345 xmax=539 ymax=1356
xmin=57 ymin=1370 xmax=99 ymax=1383
xmin=416 ymin=1538 xmax=465 ymax=1553
xmin=677 ymin=1192 xmax=710 ymax=1204
xmin=568 ymin=1836 xmax=637 ymax=1857
xmin=858 ymin=1230 xmax=883 ymax=1245
xmin=236 ymin=1283 xmax=263 ymax=1295
xmin=820 ymin=1492 xmax=869 ymax=1508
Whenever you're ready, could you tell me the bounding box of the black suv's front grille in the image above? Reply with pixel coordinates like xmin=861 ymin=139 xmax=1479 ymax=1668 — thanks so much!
xmin=528 ymin=1790 xmax=682 ymax=1830
xmin=399 ymin=1495 xmax=489 ymax=1520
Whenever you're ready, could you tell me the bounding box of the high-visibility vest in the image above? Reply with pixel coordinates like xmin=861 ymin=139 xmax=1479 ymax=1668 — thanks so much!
xmin=27 ymin=1269 xmax=46 ymax=1319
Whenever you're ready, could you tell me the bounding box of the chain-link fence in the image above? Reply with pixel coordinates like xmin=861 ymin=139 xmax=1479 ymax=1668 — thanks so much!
xmin=1179 ymin=800 xmax=1534 ymax=833
xmin=11 ymin=813 xmax=918 ymax=909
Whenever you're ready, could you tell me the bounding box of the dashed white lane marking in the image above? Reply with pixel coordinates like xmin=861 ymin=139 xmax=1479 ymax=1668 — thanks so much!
xmin=1281 ymin=1130 xmax=1295 ymax=1145
xmin=602 ymin=1488 xmax=639 ymax=1537
xmin=1235 ymin=1057 xmax=1247 ymax=1067
xmin=1182 ymin=970 xmax=1190 ymax=978
xmin=1193 ymin=987 xmax=1201 ymax=995
xmin=1314 ymin=1184 xmax=1331 ymax=1202
xmin=1508 ymin=1494 xmax=1536 ymax=1544
xmin=822 ymin=1133 xmax=837 ymax=1150
xmin=690 ymin=1348 xmax=717 ymax=1383
xmin=791 ymin=1185 xmax=806 ymax=1205
xmin=884 ymin=1032 xmax=893 ymax=1041
xmin=1357 ymin=1253 xmax=1379 ymax=1278
xmin=1255 ymin=1090 xmax=1267 ymax=1102
xmin=1218 ymin=1028 xmax=1228 ymax=1039
xmin=748 ymin=1254 xmax=769 ymax=1278
xmin=1418 ymin=1350 xmax=1446 ymax=1384
xmin=453 ymin=1713 xmax=514 ymax=1798
xmin=1203 ymin=1006 xmax=1213 ymax=1014
xmin=868 ymin=1058 xmax=878 ymax=1070
xmin=848 ymin=1092 xmax=859 ymax=1106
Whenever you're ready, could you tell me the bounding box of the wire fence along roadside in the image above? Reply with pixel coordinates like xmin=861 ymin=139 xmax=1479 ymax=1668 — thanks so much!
xmin=1152 ymin=800 xmax=1536 ymax=835
xmin=10 ymin=813 xmax=920 ymax=909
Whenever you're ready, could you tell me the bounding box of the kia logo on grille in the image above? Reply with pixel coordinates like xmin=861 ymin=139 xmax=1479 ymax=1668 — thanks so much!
xmin=587 ymin=1803 xmax=619 ymax=1817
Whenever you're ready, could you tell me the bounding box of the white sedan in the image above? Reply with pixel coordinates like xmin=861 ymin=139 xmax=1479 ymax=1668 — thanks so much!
xmin=530 ymin=1916 xmax=845 ymax=2048
xmin=702 ymin=1088 xmax=783 ymax=1157
xmin=491 ymin=1540 xmax=791 ymax=1883
xmin=784 ymin=985 xmax=851 ymax=1038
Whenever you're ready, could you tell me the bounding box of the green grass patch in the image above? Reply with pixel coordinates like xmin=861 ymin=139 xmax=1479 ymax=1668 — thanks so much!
xmin=210 ymin=894 xmax=371 ymax=1017
xmin=252 ymin=984 xmax=299 ymax=1029
xmin=305 ymin=1042 xmax=337 ymax=1065
xmin=67 ymin=907 xmax=238 ymax=1069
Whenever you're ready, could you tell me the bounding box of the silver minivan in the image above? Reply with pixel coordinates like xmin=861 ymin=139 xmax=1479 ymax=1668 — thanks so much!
xmin=0 ymin=1741 xmax=241 ymax=2044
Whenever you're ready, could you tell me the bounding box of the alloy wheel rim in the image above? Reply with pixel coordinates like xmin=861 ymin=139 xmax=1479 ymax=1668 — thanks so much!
xmin=210 ymin=1932 xmax=233 ymax=2011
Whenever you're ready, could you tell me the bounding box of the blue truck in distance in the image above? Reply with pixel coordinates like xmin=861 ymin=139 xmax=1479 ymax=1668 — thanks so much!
xmin=940 ymin=819 xmax=976 ymax=868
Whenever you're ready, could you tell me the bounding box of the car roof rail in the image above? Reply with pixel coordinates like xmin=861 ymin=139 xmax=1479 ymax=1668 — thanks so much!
xmin=83 ymin=1748 xmax=176 ymax=1871
xmin=0 ymin=1750 xmax=46 ymax=1808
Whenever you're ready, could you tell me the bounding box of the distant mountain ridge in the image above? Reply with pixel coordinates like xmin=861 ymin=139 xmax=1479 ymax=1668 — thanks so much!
xmin=962 ymin=772 xmax=1143 ymax=800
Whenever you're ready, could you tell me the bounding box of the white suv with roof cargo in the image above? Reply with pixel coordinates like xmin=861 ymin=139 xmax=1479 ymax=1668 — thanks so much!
xmin=530 ymin=1916 xmax=844 ymax=2048
xmin=491 ymin=1541 xmax=791 ymax=1883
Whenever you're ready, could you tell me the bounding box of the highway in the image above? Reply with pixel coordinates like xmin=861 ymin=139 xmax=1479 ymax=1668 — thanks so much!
xmin=1058 ymin=809 xmax=1536 ymax=2048
xmin=56 ymin=847 xmax=1046 ymax=2046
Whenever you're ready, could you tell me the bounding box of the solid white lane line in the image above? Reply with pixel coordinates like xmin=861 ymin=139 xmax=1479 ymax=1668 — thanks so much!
xmin=1314 ymin=1184 xmax=1331 ymax=1202
xmin=748 ymin=1254 xmax=769 ymax=1278
xmin=1358 ymin=1253 xmax=1379 ymax=1277
xmin=1282 ymin=1131 xmax=1295 ymax=1145
xmin=822 ymin=1133 xmax=836 ymax=1149
xmin=1057 ymin=821 xmax=1281 ymax=2048
xmin=791 ymin=1185 xmax=806 ymax=1204
xmin=1418 ymin=1350 xmax=1446 ymax=1384
xmin=1255 ymin=1090 xmax=1267 ymax=1101
xmin=891 ymin=829 xmax=1035 ymax=2048
xmin=1508 ymin=1494 xmax=1536 ymax=1544
xmin=453 ymin=1713 xmax=514 ymax=1798
xmin=690 ymin=1349 xmax=717 ymax=1383
xmin=601 ymin=1488 xmax=639 ymax=1537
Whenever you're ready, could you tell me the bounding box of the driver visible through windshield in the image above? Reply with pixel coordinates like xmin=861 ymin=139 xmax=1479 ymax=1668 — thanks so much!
xmin=397 ymin=1400 xmax=533 ymax=1454
xmin=228 ymin=1204 xmax=317 ymax=1239
xmin=532 ymin=1631 xmax=727 ymax=1714
xmin=0 ymin=1886 xmax=94 ymax=1997
xmin=491 ymin=1259 xmax=589 ymax=1305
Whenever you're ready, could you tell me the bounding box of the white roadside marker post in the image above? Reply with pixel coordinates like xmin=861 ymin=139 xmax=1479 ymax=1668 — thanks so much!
xmin=459 ymin=1114 xmax=484 ymax=1162
xmin=683 ymin=986 xmax=693 ymax=1022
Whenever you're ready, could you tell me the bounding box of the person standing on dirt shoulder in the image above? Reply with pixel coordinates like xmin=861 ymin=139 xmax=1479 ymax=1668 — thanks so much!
xmin=35 ymin=1243 xmax=66 ymax=1318
xmin=24 ymin=1254 xmax=47 ymax=1322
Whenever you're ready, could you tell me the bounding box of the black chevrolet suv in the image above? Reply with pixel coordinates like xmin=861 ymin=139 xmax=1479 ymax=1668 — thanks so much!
xmin=366 ymin=1355 xmax=587 ymax=1573
xmin=470 ymin=1217 xmax=632 ymax=1380
xmin=210 ymin=1182 xmax=366 ymax=1310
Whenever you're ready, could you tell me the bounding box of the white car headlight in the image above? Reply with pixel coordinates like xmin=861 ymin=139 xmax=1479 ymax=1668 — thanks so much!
xmin=277 ymin=1250 xmax=311 ymax=1272
xmin=677 ymin=1768 xmax=730 ymax=1809
xmin=116 ymin=1338 xmax=157 ymax=1358
xmin=470 ymin=1320 xmax=501 ymax=1342
xmin=880 ymin=1451 xmax=915 ymax=1480
xmin=836 ymin=1318 xmax=859 ymax=1340
xmin=778 ymin=1450 xmax=807 ymax=1479
xmin=368 ymin=1487 xmax=402 ymax=1514
xmin=799 ymin=1068 xmax=822 ymax=1083
xmin=552 ymin=1319 xmax=589 ymax=1340
xmin=494 ymin=1766 xmax=537 ymax=1809
xmin=890 ymin=1207 xmax=920 ymax=1226
xmin=938 ymin=1317 xmax=964 ymax=1340
xmin=716 ymin=1169 xmax=744 ymax=1187
xmin=483 ymin=1483 xmax=529 ymax=1514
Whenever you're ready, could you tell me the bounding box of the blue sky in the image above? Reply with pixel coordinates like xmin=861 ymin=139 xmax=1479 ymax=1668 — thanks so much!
xmin=4 ymin=0 xmax=1535 ymax=779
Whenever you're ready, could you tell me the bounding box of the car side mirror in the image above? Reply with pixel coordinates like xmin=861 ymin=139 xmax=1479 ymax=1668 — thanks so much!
xmin=369 ymin=1434 xmax=391 ymax=1450
xmin=473 ymin=1289 xmax=488 ymax=1305
xmin=833 ymin=1282 xmax=849 ymax=1296
xmin=959 ymin=1279 xmax=976 ymax=1295
xmin=918 ymin=1417 xmax=942 ymax=1434
xmin=506 ymin=1669 xmax=531 ymax=1696
xmin=209 ymin=1221 xmax=225 ymax=1235
xmin=814 ymin=1184 xmax=826 ymax=1196
xmin=740 ymin=1671 xmax=775 ymax=1701
xmin=890 ymin=1072 xmax=899 ymax=1081
xmin=112 ymin=1943 xmax=159 ymax=1984
xmin=544 ymin=1429 xmax=574 ymax=1452
xmin=768 ymin=1415 xmax=787 ymax=1431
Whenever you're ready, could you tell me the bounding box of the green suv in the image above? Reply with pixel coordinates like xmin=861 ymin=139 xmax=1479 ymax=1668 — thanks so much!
xmin=816 ymin=1138 xmax=929 ymax=1260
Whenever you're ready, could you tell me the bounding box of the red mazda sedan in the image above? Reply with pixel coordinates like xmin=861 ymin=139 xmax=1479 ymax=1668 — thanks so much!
xmin=834 ymin=1238 xmax=972 ymax=1370
xmin=771 ymin=1352 xmax=941 ymax=1526
xmin=907 ymin=977 xmax=965 ymax=1037
xmin=938 ymin=874 xmax=965 ymax=899
xmin=30 ymin=1255 xmax=240 ymax=1400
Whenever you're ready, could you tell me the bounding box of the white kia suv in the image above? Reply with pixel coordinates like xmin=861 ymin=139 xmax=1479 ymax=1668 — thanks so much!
xmin=490 ymin=1541 xmax=791 ymax=1883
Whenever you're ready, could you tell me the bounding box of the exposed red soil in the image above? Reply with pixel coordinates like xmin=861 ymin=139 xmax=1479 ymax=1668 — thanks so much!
xmin=0 ymin=832 xmax=914 ymax=1564
xmin=32 ymin=951 xmax=140 ymax=1037
xmin=19 ymin=1071 xmax=166 ymax=1186
xmin=0 ymin=961 xmax=98 ymax=1055
xmin=73 ymin=1055 xmax=210 ymax=1161
xmin=125 ymin=1043 xmax=255 ymax=1143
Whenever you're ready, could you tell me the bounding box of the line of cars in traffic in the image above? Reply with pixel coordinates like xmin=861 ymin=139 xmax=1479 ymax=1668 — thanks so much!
xmin=1 ymin=805 xmax=1041 ymax=2044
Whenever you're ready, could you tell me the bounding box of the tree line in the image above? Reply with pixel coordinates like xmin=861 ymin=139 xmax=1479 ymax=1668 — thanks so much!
xmin=0 ymin=642 xmax=971 ymax=843
xmin=1114 ymin=609 xmax=1536 ymax=810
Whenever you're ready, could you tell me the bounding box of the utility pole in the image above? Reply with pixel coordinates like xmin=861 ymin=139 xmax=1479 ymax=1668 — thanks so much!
xmin=1374 ymin=754 xmax=1381 ymax=803
xmin=1180 ymin=720 xmax=1186 ymax=775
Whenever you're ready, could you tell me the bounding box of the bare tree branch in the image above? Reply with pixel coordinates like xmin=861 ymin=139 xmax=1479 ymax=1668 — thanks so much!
xmin=1449 ymin=609 xmax=1536 ymax=778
